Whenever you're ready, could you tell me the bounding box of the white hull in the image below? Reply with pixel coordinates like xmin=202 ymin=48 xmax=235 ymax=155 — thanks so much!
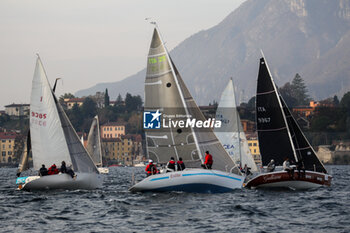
xmin=97 ymin=167 xmax=109 ymax=174
xmin=129 ymin=168 xmax=244 ymax=193
xmin=16 ymin=172 xmax=103 ymax=191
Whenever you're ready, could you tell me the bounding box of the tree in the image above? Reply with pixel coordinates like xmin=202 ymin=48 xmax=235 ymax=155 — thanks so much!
xmin=125 ymin=93 xmax=142 ymax=113
xmin=291 ymin=73 xmax=310 ymax=106
xmin=116 ymin=94 xmax=123 ymax=105
xmin=59 ymin=93 xmax=75 ymax=102
xmin=104 ymin=88 xmax=110 ymax=107
xmin=68 ymin=103 xmax=83 ymax=130
xmin=279 ymin=82 xmax=297 ymax=107
xmin=82 ymin=97 xmax=97 ymax=118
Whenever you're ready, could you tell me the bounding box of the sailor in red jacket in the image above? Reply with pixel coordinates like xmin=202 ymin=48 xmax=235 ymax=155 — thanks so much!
xmin=145 ymin=160 xmax=158 ymax=176
xmin=47 ymin=164 xmax=59 ymax=175
xmin=203 ymin=151 xmax=213 ymax=169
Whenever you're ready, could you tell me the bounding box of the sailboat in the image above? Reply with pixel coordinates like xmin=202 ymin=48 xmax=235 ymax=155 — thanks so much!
xmin=245 ymin=56 xmax=332 ymax=189
xmin=129 ymin=27 xmax=244 ymax=193
xmin=86 ymin=115 xmax=109 ymax=174
xmin=215 ymin=78 xmax=258 ymax=173
xmin=16 ymin=56 xmax=103 ymax=191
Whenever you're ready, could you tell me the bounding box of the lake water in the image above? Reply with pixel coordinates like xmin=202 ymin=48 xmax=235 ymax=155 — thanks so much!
xmin=0 ymin=165 xmax=349 ymax=232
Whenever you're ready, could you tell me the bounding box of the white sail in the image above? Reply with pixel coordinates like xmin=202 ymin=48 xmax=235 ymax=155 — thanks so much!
xmin=86 ymin=116 xmax=103 ymax=167
xmin=215 ymin=79 xmax=258 ymax=172
xmin=30 ymin=57 xmax=72 ymax=170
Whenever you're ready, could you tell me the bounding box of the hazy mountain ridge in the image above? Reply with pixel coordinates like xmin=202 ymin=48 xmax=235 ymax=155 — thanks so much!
xmin=76 ymin=0 xmax=350 ymax=104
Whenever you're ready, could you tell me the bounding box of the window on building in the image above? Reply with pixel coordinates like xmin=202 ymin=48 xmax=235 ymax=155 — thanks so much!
xmin=253 ymin=143 xmax=257 ymax=146
xmin=9 ymin=140 xmax=11 ymax=143
xmin=9 ymin=144 xmax=11 ymax=149
xmin=2 ymin=145 xmax=5 ymax=149
xmin=248 ymin=143 xmax=252 ymax=147
xmin=254 ymin=149 xmax=256 ymax=153
xmin=2 ymin=152 xmax=5 ymax=156
xmin=8 ymin=151 xmax=12 ymax=155
xmin=1 ymin=140 xmax=5 ymax=143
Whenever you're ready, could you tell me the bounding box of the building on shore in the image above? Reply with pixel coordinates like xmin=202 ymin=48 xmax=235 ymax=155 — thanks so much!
xmin=102 ymin=134 xmax=143 ymax=166
xmin=0 ymin=131 xmax=23 ymax=165
xmin=101 ymin=122 xmax=126 ymax=139
xmin=4 ymin=104 xmax=30 ymax=117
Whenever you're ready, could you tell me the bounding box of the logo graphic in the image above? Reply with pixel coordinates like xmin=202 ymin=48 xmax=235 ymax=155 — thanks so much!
xmin=143 ymin=110 xmax=161 ymax=129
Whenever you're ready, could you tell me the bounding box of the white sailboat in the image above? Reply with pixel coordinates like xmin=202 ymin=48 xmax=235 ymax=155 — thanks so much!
xmin=129 ymin=27 xmax=244 ymax=193
xmin=86 ymin=115 xmax=109 ymax=174
xmin=215 ymin=78 xmax=258 ymax=173
xmin=16 ymin=56 xmax=103 ymax=191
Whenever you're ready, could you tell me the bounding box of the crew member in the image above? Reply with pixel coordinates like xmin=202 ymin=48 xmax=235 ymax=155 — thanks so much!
xmin=202 ymin=151 xmax=213 ymax=169
xmin=283 ymin=157 xmax=294 ymax=179
xmin=177 ymin=157 xmax=185 ymax=171
xmin=60 ymin=161 xmax=75 ymax=178
xmin=145 ymin=160 xmax=157 ymax=176
xmin=267 ymin=159 xmax=275 ymax=172
xmin=39 ymin=164 xmax=48 ymax=176
xmin=166 ymin=157 xmax=176 ymax=172
xmin=48 ymin=164 xmax=59 ymax=175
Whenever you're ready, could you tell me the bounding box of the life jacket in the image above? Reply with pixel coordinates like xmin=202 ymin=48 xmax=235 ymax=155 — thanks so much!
xmin=48 ymin=165 xmax=59 ymax=175
xmin=167 ymin=160 xmax=176 ymax=170
xmin=204 ymin=154 xmax=213 ymax=165
xmin=177 ymin=161 xmax=185 ymax=171
xmin=145 ymin=164 xmax=157 ymax=174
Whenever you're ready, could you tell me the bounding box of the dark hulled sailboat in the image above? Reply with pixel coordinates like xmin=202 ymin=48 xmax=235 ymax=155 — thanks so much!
xmin=245 ymin=56 xmax=332 ymax=189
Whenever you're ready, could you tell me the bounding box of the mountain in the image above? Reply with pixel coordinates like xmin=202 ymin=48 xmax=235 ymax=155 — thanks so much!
xmin=76 ymin=0 xmax=350 ymax=104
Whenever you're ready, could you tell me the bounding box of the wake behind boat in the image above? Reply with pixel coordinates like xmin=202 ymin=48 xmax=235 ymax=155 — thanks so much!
xmin=129 ymin=27 xmax=244 ymax=193
xmin=16 ymin=56 xmax=103 ymax=191
xmin=245 ymin=55 xmax=332 ymax=190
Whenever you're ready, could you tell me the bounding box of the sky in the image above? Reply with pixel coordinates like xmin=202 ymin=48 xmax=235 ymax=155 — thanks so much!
xmin=0 ymin=0 xmax=246 ymax=110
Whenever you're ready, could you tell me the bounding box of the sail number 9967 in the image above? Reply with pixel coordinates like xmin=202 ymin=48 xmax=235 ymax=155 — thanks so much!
xmin=258 ymin=117 xmax=271 ymax=123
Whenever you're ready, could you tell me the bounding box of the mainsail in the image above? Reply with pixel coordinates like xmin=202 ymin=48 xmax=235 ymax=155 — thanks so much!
xmin=86 ymin=116 xmax=103 ymax=167
xmin=215 ymin=78 xmax=258 ymax=172
xmin=30 ymin=57 xmax=98 ymax=173
xmin=256 ymin=56 xmax=327 ymax=173
xmin=145 ymin=28 xmax=237 ymax=173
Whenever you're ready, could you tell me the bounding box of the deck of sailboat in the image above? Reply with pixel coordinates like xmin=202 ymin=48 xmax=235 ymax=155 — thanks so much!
xmin=245 ymin=170 xmax=332 ymax=190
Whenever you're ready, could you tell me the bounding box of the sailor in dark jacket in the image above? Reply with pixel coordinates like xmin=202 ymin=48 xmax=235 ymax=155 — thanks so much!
xmin=166 ymin=157 xmax=176 ymax=172
xmin=177 ymin=157 xmax=185 ymax=171
xmin=39 ymin=164 xmax=48 ymax=176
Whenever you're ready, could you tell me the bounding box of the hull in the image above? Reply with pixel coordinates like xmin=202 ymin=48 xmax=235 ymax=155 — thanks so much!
xmin=16 ymin=172 xmax=103 ymax=191
xmin=97 ymin=167 xmax=109 ymax=174
xmin=129 ymin=168 xmax=244 ymax=193
xmin=245 ymin=170 xmax=332 ymax=190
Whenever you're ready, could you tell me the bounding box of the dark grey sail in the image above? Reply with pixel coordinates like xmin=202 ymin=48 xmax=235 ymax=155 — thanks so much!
xmin=86 ymin=116 xmax=103 ymax=167
xmin=145 ymin=27 xmax=238 ymax=173
xmin=54 ymin=95 xmax=99 ymax=173
xmin=256 ymin=57 xmax=296 ymax=166
xmin=144 ymin=28 xmax=199 ymax=167
xmin=280 ymin=96 xmax=327 ymax=173
xmin=17 ymin=131 xmax=31 ymax=176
